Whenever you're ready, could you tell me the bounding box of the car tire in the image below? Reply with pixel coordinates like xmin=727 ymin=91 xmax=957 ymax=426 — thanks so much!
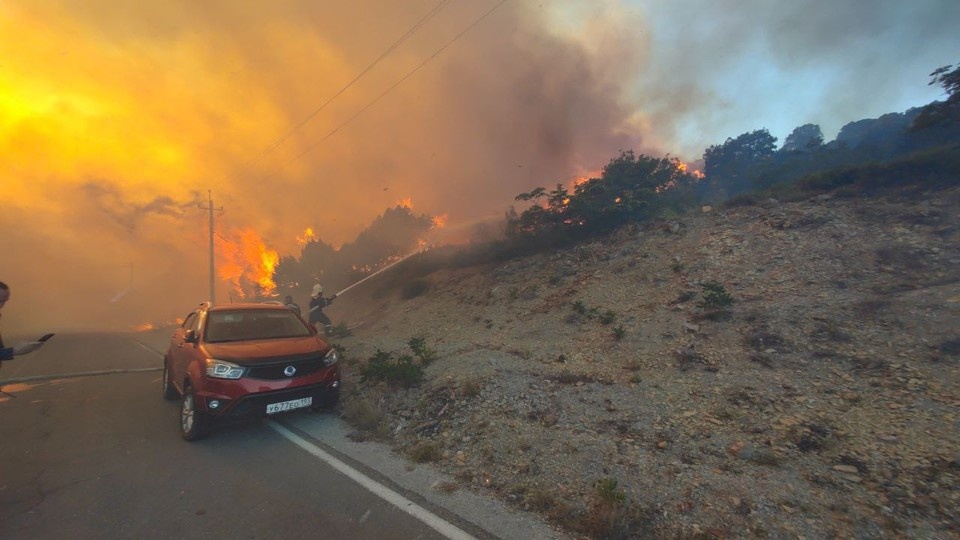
xmin=310 ymin=390 xmax=340 ymax=412
xmin=180 ymin=385 xmax=208 ymax=441
xmin=162 ymin=360 xmax=179 ymax=400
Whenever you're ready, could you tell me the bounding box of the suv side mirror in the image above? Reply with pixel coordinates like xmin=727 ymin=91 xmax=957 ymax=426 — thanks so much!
xmin=184 ymin=329 xmax=199 ymax=343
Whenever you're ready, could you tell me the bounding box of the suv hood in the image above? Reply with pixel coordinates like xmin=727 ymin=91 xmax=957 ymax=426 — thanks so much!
xmin=201 ymin=336 xmax=328 ymax=366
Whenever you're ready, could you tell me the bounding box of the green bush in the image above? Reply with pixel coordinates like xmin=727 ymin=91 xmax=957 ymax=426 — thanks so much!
xmin=595 ymin=478 xmax=626 ymax=505
xmin=329 ymin=321 xmax=352 ymax=338
xmin=360 ymin=349 xmax=424 ymax=387
xmin=613 ymin=325 xmax=626 ymax=341
xmin=408 ymin=337 xmax=437 ymax=365
xmin=699 ymin=281 xmax=734 ymax=309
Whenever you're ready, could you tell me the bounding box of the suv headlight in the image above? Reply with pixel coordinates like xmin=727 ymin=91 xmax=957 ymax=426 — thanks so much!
xmin=323 ymin=348 xmax=339 ymax=367
xmin=205 ymin=358 xmax=245 ymax=379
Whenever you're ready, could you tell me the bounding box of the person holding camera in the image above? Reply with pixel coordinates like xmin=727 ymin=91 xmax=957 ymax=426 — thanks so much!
xmin=0 ymin=282 xmax=46 ymax=366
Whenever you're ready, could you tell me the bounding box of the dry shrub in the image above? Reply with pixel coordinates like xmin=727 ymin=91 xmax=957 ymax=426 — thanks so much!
xmin=743 ymin=325 xmax=789 ymax=352
xmin=555 ymin=371 xmax=594 ymax=384
xmin=576 ymin=479 xmax=654 ymax=539
xmin=458 ymin=376 xmax=483 ymax=398
xmin=341 ymin=395 xmax=385 ymax=433
xmin=409 ymin=441 xmax=442 ymax=463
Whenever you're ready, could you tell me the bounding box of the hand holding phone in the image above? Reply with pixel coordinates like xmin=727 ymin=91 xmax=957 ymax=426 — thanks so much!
xmin=38 ymin=333 xmax=55 ymax=342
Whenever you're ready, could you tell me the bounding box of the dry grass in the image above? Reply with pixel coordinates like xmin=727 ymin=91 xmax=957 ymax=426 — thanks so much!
xmin=409 ymin=441 xmax=443 ymax=463
xmin=458 ymin=376 xmax=483 ymax=398
xmin=341 ymin=394 xmax=385 ymax=434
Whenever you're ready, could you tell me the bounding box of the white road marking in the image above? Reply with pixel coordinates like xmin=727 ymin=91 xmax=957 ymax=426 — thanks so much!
xmin=134 ymin=340 xmax=164 ymax=358
xmin=268 ymin=422 xmax=477 ymax=540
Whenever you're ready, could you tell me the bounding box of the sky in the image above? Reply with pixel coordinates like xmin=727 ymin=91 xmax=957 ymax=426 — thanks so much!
xmin=1 ymin=0 xmax=957 ymax=333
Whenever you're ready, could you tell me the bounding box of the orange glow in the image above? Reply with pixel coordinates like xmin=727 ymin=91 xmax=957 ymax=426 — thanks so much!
xmin=563 ymin=172 xmax=600 ymax=194
xmin=296 ymin=227 xmax=318 ymax=246
xmin=216 ymin=228 xmax=280 ymax=299
xmin=675 ymin=160 xmax=704 ymax=179
xmin=134 ymin=323 xmax=156 ymax=332
xmin=431 ymin=214 xmax=448 ymax=228
xmin=397 ymin=198 xmax=413 ymax=209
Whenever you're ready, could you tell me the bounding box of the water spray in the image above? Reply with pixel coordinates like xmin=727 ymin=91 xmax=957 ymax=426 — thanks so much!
xmin=333 ymin=247 xmax=429 ymax=298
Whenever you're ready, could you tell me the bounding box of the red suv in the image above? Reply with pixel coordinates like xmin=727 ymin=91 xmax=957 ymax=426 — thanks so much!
xmin=163 ymin=301 xmax=340 ymax=440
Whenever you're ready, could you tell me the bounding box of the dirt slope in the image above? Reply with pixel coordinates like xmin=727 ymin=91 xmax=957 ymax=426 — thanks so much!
xmin=327 ymin=185 xmax=960 ymax=538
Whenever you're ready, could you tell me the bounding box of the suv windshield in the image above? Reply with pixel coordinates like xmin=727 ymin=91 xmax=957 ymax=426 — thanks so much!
xmin=204 ymin=309 xmax=312 ymax=343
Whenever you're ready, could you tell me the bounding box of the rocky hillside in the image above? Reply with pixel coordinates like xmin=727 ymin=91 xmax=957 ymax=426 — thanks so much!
xmin=327 ymin=184 xmax=960 ymax=538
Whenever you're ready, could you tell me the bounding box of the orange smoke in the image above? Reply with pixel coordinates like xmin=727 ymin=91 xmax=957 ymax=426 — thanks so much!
xmin=216 ymin=228 xmax=280 ymax=299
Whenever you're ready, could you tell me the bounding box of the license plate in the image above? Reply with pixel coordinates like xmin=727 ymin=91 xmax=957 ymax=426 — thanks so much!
xmin=266 ymin=397 xmax=312 ymax=414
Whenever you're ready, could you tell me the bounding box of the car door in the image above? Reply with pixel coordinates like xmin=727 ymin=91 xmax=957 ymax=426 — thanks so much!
xmin=169 ymin=312 xmax=200 ymax=386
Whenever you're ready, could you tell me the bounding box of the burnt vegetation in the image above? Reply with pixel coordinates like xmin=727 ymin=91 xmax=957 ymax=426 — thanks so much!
xmin=265 ymin=63 xmax=960 ymax=308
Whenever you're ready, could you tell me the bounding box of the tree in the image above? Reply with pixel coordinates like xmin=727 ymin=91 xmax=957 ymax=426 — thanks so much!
xmin=913 ymin=63 xmax=960 ymax=130
xmin=272 ymin=255 xmax=302 ymax=290
xmin=781 ymin=124 xmax=824 ymax=153
xmin=507 ymin=150 xmax=696 ymax=238
xmin=702 ymin=129 xmax=778 ymax=197
xmin=930 ymin=63 xmax=960 ymax=101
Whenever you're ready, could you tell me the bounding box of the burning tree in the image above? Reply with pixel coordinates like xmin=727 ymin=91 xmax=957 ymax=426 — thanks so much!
xmin=508 ymin=151 xmax=696 ymax=240
xmin=272 ymin=204 xmax=434 ymax=298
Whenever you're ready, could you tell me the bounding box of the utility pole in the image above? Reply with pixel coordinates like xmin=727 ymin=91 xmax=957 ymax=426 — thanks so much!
xmin=199 ymin=190 xmax=224 ymax=303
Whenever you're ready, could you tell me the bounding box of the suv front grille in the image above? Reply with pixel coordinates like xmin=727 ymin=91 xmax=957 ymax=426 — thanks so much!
xmin=246 ymin=358 xmax=324 ymax=380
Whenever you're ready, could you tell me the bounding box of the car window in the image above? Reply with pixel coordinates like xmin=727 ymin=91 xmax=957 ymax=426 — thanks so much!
xmin=203 ymin=309 xmax=312 ymax=343
xmin=189 ymin=313 xmax=201 ymax=334
xmin=181 ymin=313 xmax=197 ymax=329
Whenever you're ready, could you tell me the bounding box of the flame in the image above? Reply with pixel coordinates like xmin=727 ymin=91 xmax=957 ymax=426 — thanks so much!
xmin=296 ymin=227 xmax=318 ymax=245
xmin=573 ymin=175 xmax=592 ymax=187
xmin=431 ymin=214 xmax=448 ymax=229
xmin=675 ymin=160 xmax=704 ymax=179
xmin=216 ymin=227 xmax=280 ymax=299
xmin=397 ymin=198 xmax=413 ymax=209
xmin=134 ymin=323 xmax=156 ymax=332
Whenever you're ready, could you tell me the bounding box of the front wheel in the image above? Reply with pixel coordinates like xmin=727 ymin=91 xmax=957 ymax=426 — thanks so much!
xmin=162 ymin=361 xmax=179 ymax=400
xmin=310 ymin=390 xmax=340 ymax=412
xmin=180 ymin=385 xmax=208 ymax=441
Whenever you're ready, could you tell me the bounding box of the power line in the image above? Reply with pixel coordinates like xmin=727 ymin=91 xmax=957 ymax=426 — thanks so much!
xmin=240 ymin=0 xmax=452 ymax=173
xmin=261 ymin=0 xmax=509 ymax=180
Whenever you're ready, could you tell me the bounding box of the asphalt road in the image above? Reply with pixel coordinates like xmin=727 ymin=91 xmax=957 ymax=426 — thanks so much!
xmin=0 ymin=332 xmax=561 ymax=540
